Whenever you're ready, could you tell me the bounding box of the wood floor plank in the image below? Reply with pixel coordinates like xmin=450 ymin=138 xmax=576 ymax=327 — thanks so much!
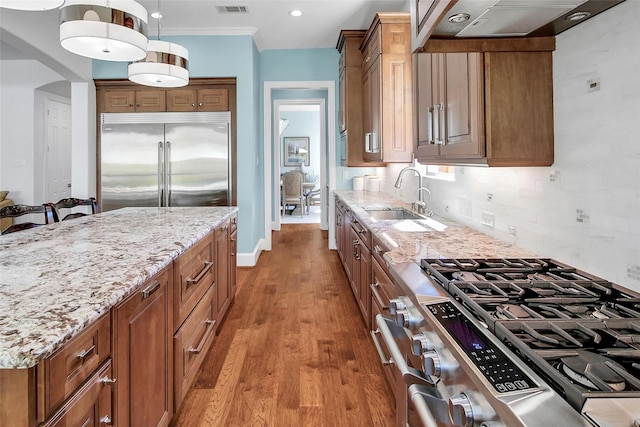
xmin=172 ymin=224 xmax=395 ymax=427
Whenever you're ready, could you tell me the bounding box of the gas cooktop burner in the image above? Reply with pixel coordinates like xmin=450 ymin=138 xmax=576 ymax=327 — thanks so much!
xmin=557 ymin=351 xmax=627 ymax=391
xmin=495 ymin=319 xmax=640 ymax=410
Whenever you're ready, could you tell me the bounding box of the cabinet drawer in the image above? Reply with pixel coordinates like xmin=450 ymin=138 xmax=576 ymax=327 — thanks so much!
xmin=372 ymin=257 xmax=399 ymax=313
xmin=40 ymin=313 xmax=111 ymax=418
xmin=350 ymin=217 xmax=371 ymax=250
xmin=42 ymin=360 xmax=113 ymax=427
xmin=173 ymin=285 xmax=216 ymax=406
xmin=174 ymin=232 xmax=215 ymax=330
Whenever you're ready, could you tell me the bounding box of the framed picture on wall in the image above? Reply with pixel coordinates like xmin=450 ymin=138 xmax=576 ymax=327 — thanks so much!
xmin=283 ymin=136 xmax=310 ymax=166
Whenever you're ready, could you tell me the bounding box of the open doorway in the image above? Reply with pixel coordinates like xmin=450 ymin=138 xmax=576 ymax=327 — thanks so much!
xmin=276 ymin=100 xmax=323 ymax=225
xmin=263 ymin=81 xmax=336 ymax=252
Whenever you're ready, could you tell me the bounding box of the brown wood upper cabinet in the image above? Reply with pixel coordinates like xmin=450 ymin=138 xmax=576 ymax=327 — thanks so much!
xmin=337 ymin=30 xmax=380 ymax=167
xmin=166 ymin=88 xmax=229 ymax=112
xmin=102 ymin=89 xmax=166 ymax=112
xmin=413 ymin=38 xmax=555 ymax=167
xmin=360 ymin=13 xmax=414 ymax=164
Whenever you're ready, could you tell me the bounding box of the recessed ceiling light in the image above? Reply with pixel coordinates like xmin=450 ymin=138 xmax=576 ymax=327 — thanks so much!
xmin=289 ymin=9 xmax=302 ymax=17
xmin=448 ymin=13 xmax=470 ymax=23
xmin=566 ymin=11 xmax=591 ymax=21
xmin=151 ymin=11 xmax=163 ymax=19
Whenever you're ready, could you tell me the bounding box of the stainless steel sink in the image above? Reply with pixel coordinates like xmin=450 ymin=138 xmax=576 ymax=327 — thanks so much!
xmin=365 ymin=208 xmax=425 ymax=220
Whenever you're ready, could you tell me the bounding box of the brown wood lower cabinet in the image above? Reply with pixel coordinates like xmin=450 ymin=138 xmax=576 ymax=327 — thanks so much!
xmin=0 ymin=216 xmax=238 ymax=427
xmin=114 ymin=267 xmax=173 ymax=427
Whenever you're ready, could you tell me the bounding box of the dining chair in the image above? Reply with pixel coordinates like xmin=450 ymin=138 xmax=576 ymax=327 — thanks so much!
xmin=0 ymin=204 xmax=55 ymax=235
xmin=281 ymin=171 xmax=305 ymax=218
xmin=51 ymin=197 xmax=99 ymax=222
xmin=305 ymin=187 xmax=321 ymax=214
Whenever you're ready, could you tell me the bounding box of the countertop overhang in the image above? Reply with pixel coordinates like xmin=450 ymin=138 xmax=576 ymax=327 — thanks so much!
xmin=0 ymin=207 xmax=238 ymax=369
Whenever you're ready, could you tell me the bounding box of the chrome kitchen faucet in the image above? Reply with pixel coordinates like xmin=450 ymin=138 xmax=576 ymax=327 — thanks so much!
xmin=394 ymin=166 xmax=432 ymax=215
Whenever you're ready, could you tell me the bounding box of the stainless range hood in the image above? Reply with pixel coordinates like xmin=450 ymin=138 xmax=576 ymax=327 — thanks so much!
xmin=431 ymin=0 xmax=625 ymax=38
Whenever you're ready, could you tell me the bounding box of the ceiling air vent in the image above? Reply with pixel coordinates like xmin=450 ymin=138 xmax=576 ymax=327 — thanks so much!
xmin=215 ymin=5 xmax=249 ymax=14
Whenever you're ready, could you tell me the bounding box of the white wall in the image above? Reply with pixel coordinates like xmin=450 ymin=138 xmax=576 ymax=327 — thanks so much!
xmin=380 ymin=1 xmax=640 ymax=290
xmin=0 ymin=60 xmax=66 ymax=203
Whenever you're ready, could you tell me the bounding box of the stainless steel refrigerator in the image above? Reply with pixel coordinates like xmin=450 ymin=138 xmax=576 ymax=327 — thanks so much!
xmin=100 ymin=112 xmax=231 ymax=211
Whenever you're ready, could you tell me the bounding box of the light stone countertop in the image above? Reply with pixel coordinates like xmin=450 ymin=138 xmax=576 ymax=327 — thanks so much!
xmin=0 ymin=207 xmax=238 ymax=369
xmin=334 ymin=190 xmax=535 ymax=264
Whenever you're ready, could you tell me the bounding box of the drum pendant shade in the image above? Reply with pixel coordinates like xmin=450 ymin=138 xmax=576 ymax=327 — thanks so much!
xmin=59 ymin=0 xmax=148 ymax=62
xmin=128 ymin=39 xmax=189 ymax=87
xmin=0 ymin=0 xmax=64 ymax=10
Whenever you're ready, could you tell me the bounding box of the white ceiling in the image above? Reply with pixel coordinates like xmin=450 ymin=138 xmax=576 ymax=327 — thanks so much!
xmin=138 ymin=0 xmax=410 ymax=50
xmin=0 ymin=1 xmax=409 ymax=62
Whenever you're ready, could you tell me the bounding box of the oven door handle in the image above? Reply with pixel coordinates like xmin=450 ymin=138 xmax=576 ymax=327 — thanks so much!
xmin=374 ymin=314 xmax=433 ymax=387
xmin=408 ymin=384 xmax=450 ymax=427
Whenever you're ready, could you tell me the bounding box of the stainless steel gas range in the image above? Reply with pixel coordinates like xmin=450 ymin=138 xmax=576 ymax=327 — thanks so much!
xmin=375 ymin=258 xmax=640 ymax=427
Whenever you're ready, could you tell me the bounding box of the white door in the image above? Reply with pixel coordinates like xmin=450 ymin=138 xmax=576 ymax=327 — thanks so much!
xmin=45 ymin=98 xmax=71 ymax=202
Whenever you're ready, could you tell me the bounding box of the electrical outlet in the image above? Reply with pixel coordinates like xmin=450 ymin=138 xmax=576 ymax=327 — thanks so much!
xmin=550 ymin=170 xmax=561 ymax=183
xmin=576 ymin=209 xmax=590 ymax=223
xmin=627 ymin=265 xmax=640 ymax=281
xmin=342 ymin=170 xmax=349 ymax=179
xmin=482 ymin=212 xmax=495 ymax=228
xmin=509 ymin=226 xmax=517 ymax=236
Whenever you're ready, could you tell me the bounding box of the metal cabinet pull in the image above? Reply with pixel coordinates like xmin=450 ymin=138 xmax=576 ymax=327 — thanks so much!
xmin=186 ymin=261 xmax=213 ymax=286
xmin=141 ymin=281 xmax=161 ymax=299
xmin=434 ymin=103 xmax=444 ymax=145
xmin=374 ymin=245 xmax=383 ymax=256
xmin=101 ymin=377 xmax=117 ymax=385
xmin=77 ymin=345 xmax=95 ymax=361
xmin=371 ymin=282 xmax=388 ymax=309
xmin=100 ymin=415 xmax=113 ymax=425
xmin=189 ymin=319 xmax=216 ymax=354
xmin=428 ymin=106 xmax=435 ymax=145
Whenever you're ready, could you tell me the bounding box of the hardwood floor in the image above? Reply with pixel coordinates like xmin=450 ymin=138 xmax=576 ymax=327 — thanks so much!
xmin=171 ymin=224 xmax=395 ymax=427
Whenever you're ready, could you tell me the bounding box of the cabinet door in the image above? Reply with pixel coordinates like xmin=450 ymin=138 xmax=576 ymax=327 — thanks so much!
xmin=438 ymin=52 xmax=484 ymax=159
xmin=114 ymin=267 xmax=172 ymax=427
xmin=198 ymin=88 xmax=229 ymax=111
xmin=229 ymin=227 xmax=237 ymax=300
xmin=413 ymin=52 xmax=440 ymax=160
xmin=380 ymin=52 xmax=413 ymax=163
xmin=215 ymin=221 xmax=230 ymax=321
xmin=135 ymin=90 xmax=166 ymax=112
xmin=338 ymin=60 xmax=346 ymax=133
xmin=362 ymin=58 xmax=382 ymax=162
xmin=103 ymin=90 xmax=135 ymax=112
xmin=166 ymin=89 xmax=197 ymax=112
xmin=358 ymin=241 xmax=371 ymax=329
xmin=349 ymin=226 xmax=360 ymax=300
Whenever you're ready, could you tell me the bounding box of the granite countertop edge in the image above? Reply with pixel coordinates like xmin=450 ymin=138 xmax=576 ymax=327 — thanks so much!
xmin=0 ymin=207 xmax=238 ymax=369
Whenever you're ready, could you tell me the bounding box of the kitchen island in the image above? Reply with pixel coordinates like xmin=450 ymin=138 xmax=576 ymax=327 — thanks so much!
xmin=0 ymin=206 xmax=238 ymax=427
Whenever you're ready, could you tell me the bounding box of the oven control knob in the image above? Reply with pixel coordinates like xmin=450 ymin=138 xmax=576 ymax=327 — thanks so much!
xmin=448 ymin=392 xmax=493 ymax=427
xmin=422 ymin=350 xmax=442 ymax=377
xmin=389 ymin=298 xmax=406 ymax=315
xmin=412 ymin=332 xmax=437 ymax=356
xmin=396 ymin=309 xmax=419 ymax=329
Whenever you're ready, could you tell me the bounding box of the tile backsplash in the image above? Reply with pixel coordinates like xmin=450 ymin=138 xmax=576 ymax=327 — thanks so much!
xmin=376 ymin=2 xmax=640 ymax=291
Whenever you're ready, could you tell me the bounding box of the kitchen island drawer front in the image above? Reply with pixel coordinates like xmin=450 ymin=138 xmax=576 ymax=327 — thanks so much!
xmin=173 ymin=284 xmax=216 ymax=406
xmin=350 ymin=217 xmax=371 ymax=250
xmin=371 ymin=257 xmax=399 ymax=320
xmin=174 ymin=231 xmax=215 ymax=330
xmin=229 ymin=213 xmax=238 ymax=234
xmin=41 ymin=313 xmax=111 ymax=419
xmin=42 ymin=360 xmax=113 ymax=427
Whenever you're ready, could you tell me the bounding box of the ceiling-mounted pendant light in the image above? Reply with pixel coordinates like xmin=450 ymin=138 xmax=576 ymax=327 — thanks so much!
xmin=128 ymin=0 xmax=189 ymax=87
xmin=59 ymin=0 xmax=148 ymax=62
xmin=128 ymin=40 xmax=189 ymax=87
xmin=0 ymin=0 xmax=64 ymax=10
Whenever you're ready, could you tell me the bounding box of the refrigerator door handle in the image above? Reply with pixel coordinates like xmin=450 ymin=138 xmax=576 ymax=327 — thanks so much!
xmin=166 ymin=141 xmax=172 ymax=206
xmin=158 ymin=141 xmax=164 ymax=207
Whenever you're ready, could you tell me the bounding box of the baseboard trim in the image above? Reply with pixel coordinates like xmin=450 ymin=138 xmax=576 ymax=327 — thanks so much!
xmin=237 ymin=238 xmax=266 ymax=267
